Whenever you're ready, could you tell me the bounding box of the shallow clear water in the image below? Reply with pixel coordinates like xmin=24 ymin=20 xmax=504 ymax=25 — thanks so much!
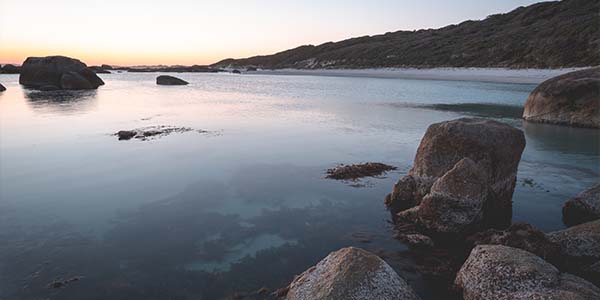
xmin=0 ymin=72 xmax=598 ymax=300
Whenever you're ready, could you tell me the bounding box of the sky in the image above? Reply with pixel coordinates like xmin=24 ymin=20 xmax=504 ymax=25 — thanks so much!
xmin=0 ymin=0 xmax=542 ymax=66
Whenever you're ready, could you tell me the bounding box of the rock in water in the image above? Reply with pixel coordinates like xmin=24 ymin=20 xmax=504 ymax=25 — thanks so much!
xmin=548 ymin=220 xmax=600 ymax=285
xmin=156 ymin=75 xmax=188 ymax=85
xmin=523 ymin=67 xmax=600 ymax=128
xmin=285 ymin=247 xmax=420 ymax=300
xmin=386 ymin=118 xmax=525 ymax=236
xmin=0 ymin=83 xmax=5 ymax=92
xmin=563 ymin=184 xmax=600 ymax=226
xmin=455 ymin=245 xmax=600 ymax=300
xmin=19 ymin=56 xmax=104 ymax=90
xmin=0 ymin=64 xmax=20 ymax=74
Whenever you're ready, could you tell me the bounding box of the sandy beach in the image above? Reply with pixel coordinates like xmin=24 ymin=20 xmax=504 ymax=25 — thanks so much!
xmin=252 ymin=67 xmax=584 ymax=84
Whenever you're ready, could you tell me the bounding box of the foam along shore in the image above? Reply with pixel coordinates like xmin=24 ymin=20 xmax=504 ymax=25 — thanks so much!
xmin=250 ymin=67 xmax=585 ymax=84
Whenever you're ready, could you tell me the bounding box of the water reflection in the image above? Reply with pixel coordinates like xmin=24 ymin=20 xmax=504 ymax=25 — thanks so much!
xmin=523 ymin=121 xmax=600 ymax=156
xmin=23 ymin=89 xmax=98 ymax=114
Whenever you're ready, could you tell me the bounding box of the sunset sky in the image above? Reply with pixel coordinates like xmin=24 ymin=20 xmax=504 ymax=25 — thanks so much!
xmin=1 ymin=0 xmax=540 ymax=66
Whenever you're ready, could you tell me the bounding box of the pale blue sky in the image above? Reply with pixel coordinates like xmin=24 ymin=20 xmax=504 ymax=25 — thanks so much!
xmin=0 ymin=0 xmax=543 ymax=65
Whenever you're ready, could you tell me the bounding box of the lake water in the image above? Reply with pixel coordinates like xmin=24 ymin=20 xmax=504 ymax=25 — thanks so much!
xmin=0 ymin=72 xmax=598 ymax=300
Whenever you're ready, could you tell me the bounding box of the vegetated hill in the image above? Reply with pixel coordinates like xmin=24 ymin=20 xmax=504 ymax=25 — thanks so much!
xmin=213 ymin=0 xmax=600 ymax=69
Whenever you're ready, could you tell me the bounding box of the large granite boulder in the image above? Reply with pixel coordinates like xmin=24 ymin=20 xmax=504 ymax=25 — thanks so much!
xmin=19 ymin=56 xmax=104 ymax=90
xmin=0 ymin=83 xmax=5 ymax=92
xmin=285 ymin=247 xmax=420 ymax=300
xmin=548 ymin=220 xmax=600 ymax=285
xmin=386 ymin=118 xmax=526 ymax=236
xmin=455 ymin=245 xmax=600 ymax=300
xmin=563 ymin=184 xmax=600 ymax=226
xmin=156 ymin=75 xmax=188 ymax=85
xmin=523 ymin=67 xmax=600 ymax=128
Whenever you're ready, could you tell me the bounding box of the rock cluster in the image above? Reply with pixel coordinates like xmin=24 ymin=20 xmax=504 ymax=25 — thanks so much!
xmin=523 ymin=67 xmax=600 ymax=128
xmin=455 ymin=245 xmax=600 ymax=300
xmin=285 ymin=247 xmax=420 ymax=300
xmin=19 ymin=56 xmax=104 ymax=90
xmin=386 ymin=118 xmax=525 ymax=236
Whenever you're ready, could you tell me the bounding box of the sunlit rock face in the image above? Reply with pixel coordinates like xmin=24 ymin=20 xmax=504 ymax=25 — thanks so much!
xmin=19 ymin=56 xmax=104 ymax=90
xmin=455 ymin=245 xmax=600 ymax=300
xmin=523 ymin=67 xmax=600 ymax=128
xmin=286 ymin=247 xmax=420 ymax=300
xmin=386 ymin=118 xmax=525 ymax=236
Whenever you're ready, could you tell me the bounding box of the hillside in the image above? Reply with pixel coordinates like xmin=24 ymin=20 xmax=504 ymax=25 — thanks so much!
xmin=213 ymin=0 xmax=599 ymax=69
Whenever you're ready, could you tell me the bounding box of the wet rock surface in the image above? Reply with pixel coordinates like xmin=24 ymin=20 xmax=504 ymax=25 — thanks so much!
xmin=455 ymin=245 xmax=600 ymax=300
xmin=156 ymin=75 xmax=189 ymax=85
xmin=285 ymin=247 xmax=420 ymax=300
xmin=115 ymin=126 xmax=204 ymax=141
xmin=386 ymin=118 xmax=526 ymax=236
xmin=523 ymin=67 xmax=600 ymax=128
xmin=325 ymin=162 xmax=396 ymax=181
xmin=548 ymin=220 xmax=600 ymax=285
xmin=467 ymin=222 xmax=562 ymax=265
xmin=19 ymin=56 xmax=104 ymax=90
xmin=563 ymin=183 xmax=600 ymax=226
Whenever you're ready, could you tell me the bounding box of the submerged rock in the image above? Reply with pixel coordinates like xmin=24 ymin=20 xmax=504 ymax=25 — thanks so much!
xmin=467 ymin=222 xmax=562 ymax=265
xmin=115 ymin=125 xmax=199 ymax=141
xmin=325 ymin=162 xmax=396 ymax=181
xmin=19 ymin=56 xmax=104 ymax=90
xmin=286 ymin=247 xmax=420 ymax=300
xmin=548 ymin=220 xmax=600 ymax=285
xmin=455 ymin=245 xmax=600 ymax=300
xmin=523 ymin=67 xmax=600 ymax=128
xmin=563 ymin=184 xmax=600 ymax=226
xmin=386 ymin=118 xmax=525 ymax=236
xmin=232 ymin=69 xmax=242 ymax=74
xmin=0 ymin=83 xmax=5 ymax=92
xmin=156 ymin=75 xmax=188 ymax=85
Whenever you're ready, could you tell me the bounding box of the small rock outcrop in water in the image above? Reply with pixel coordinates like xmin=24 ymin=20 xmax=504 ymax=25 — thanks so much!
xmin=0 ymin=83 xmax=5 ymax=92
xmin=548 ymin=220 xmax=600 ymax=285
xmin=455 ymin=245 xmax=600 ymax=300
xmin=156 ymin=75 xmax=188 ymax=85
xmin=467 ymin=222 xmax=562 ymax=265
xmin=19 ymin=56 xmax=104 ymax=90
xmin=325 ymin=163 xmax=396 ymax=180
xmin=285 ymin=247 xmax=420 ymax=300
xmin=523 ymin=67 xmax=600 ymax=128
xmin=0 ymin=64 xmax=20 ymax=74
xmin=89 ymin=66 xmax=111 ymax=74
xmin=115 ymin=126 xmax=200 ymax=141
xmin=385 ymin=118 xmax=525 ymax=236
xmin=562 ymin=184 xmax=600 ymax=226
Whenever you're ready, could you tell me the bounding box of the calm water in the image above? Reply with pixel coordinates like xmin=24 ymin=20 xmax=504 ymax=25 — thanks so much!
xmin=0 ymin=72 xmax=598 ymax=300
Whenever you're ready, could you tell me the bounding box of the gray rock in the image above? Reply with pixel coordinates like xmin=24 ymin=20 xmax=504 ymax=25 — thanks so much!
xmin=19 ymin=56 xmax=104 ymax=90
xmin=286 ymin=247 xmax=420 ymax=300
xmin=156 ymin=75 xmax=188 ymax=85
xmin=523 ymin=67 xmax=600 ymax=128
xmin=387 ymin=118 xmax=526 ymax=235
xmin=0 ymin=64 xmax=20 ymax=74
xmin=455 ymin=245 xmax=600 ymax=300
xmin=548 ymin=220 xmax=600 ymax=285
xmin=0 ymin=83 xmax=5 ymax=92
xmin=563 ymin=184 xmax=600 ymax=226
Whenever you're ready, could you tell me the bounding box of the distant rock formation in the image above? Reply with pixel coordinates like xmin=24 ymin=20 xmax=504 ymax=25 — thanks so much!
xmin=156 ymin=75 xmax=188 ymax=85
xmin=127 ymin=65 xmax=219 ymax=73
xmin=89 ymin=66 xmax=111 ymax=74
xmin=385 ymin=118 xmax=525 ymax=236
xmin=285 ymin=247 xmax=420 ymax=300
xmin=455 ymin=245 xmax=600 ymax=300
xmin=562 ymin=184 xmax=600 ymax=226
xmin=213 ymin=0 xmax=599 ymax=69
xmin=0 ymin=83 xmax=5 ymax=92
xmin=548 ymin=220 xmax=600 ymax=285
xmin=523 ymin=67 xmax=600 ymax=128
xmin=0 ymin=64 xmax=20 ymax=74
xmin=19 ymin=56 xmax=104 ymax=90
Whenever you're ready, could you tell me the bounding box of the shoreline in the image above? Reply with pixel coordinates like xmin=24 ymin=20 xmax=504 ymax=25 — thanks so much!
xmin=250 ymin=67 xmax=585 ymax=84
